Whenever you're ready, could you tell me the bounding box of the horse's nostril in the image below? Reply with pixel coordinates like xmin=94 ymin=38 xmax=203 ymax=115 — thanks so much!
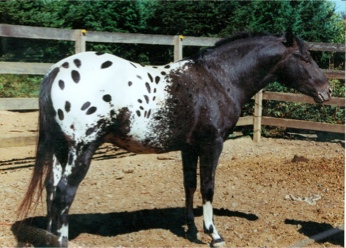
xmin=328 ymin=87 xmax=333 ymax=96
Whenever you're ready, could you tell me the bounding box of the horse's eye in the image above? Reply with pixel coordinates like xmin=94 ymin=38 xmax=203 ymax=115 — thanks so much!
xmin=294 ymin=52 xmax=310 ymax=64
xmin=302 ymin=56 xmax=310 ymax=64
xmin=293 ymin=52 xmax=301 ymax=57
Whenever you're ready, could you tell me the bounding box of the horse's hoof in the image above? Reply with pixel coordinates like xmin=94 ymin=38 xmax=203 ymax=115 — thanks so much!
xmin=211 ymin=237 xmax=226 ymax=247
xmin=185 ymin=225 xmax=205 ymax=244
xmin=186 ymin=231 xmax=204 ymax=244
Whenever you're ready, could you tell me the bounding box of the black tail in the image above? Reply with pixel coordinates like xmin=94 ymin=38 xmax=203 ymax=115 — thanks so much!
xmin=17 ymin=67 xmax=67 ymax=219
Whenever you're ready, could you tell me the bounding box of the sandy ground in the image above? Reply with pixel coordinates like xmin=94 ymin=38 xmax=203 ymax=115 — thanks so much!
xmin=0 ymin=111 xmax=344 ymax=247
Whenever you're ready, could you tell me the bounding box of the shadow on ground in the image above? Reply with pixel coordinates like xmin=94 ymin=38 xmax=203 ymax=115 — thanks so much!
xmin=12 ymin=207 xmax=257 ymax=247
xmin=285 ymin=219 xmax=344 ymax=246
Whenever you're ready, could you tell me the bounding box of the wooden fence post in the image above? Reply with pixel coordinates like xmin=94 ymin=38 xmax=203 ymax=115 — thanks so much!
xmin=173 ymin=35 xmax=183 ymax=62
xmin=74 ymin=29 xmax=86 ymax=54
xmin=253 ymin=90 xmax=263 ymax=142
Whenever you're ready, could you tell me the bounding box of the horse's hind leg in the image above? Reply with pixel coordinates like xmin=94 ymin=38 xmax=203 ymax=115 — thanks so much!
xmin=49 ymin=141 xmax=100 ymax=246
xmin=199 ymin=138 xmax=225 ymax=247
xmin=46 ymin=155 xmax=63 ymax=233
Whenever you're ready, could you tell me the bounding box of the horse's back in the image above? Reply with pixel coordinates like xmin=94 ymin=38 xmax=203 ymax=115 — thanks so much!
xmin=50 ymin=52 xmax=164 ymax=109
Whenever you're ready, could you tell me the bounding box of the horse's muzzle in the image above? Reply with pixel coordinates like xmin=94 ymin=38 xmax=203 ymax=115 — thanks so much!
xmin=315 ymin=86 xmax=332 ymax=103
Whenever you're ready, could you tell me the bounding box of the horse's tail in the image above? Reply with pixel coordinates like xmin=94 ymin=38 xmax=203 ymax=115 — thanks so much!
xmin=17 ymin=67 xmax=66 ymax=219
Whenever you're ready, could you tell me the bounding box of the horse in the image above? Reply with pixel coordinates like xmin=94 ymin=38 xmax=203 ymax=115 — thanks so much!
xmin=17 ymin=30 xmax=331 ymax=247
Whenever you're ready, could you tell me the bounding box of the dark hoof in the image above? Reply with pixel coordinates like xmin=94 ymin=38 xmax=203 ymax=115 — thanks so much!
xmin=12 ymin=221 xmax=61 ymax=247
xmin=211 ymin=237 xmax=226 ymax=247
xmin=185 ymin=223 xmax=205 ymax=244
xmin=186 ymin=232 xmax=205 ymax=245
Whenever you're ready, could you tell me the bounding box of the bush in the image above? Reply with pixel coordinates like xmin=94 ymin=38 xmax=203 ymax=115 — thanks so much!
xmin=238 ymin=79 xmax=345 ymax=137
xmin=0 ymin=74 xmax=42 ymax=97
xmin=261 ymin=79 xmax=344 ymax=124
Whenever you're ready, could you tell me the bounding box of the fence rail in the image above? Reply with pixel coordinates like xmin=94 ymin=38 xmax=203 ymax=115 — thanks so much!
xmin=2 ymin=24 xmax=345 ymax=51
xmin=0 ymin=24 xmax=344 ymax=147
xmin=0 ymin=62 xmax=344 ymax=79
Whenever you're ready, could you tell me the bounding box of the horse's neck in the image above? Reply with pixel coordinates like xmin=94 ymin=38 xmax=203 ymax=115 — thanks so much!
xmin=205 ymin=42 xmax=284 ymax=104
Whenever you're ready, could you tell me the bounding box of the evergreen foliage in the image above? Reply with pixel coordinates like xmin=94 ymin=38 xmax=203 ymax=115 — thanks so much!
xmin=1 ymin=0 xmax=344 ymax=64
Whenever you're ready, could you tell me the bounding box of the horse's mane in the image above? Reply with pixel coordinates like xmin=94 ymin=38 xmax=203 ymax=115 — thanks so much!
xmin=189 ymin=32 xmax=278 ymax=61
xmin=189 ymin=31 xmax=307 ymax=61
xmin=214 ymin=31 xmax=275 ymax=47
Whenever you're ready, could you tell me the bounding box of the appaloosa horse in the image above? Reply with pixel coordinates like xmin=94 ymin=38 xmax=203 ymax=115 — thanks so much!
xmin=18 ymin=30 xmax=331 ymax=247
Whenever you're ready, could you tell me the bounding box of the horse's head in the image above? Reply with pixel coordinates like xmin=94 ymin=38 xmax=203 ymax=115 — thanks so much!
xmin=276 ymin=31 xmax=332 ymax=103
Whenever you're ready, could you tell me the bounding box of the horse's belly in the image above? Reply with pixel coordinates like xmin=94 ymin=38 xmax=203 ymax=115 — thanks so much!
xmin=104 ymin=132 xmax=170 ymax=154
xmin=107 ymin=112 xmax=176 ymax=154
xmin=53 ymin=103 xmax=173 ymax=152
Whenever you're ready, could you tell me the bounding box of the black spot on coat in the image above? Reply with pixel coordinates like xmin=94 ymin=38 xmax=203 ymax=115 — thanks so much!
xmin=74 ymin=59 xmax=81 ymax=68
xmin=71 ymin=70 xmax=80 ymax=83
xmin=103 ymin=94 xmax=112 ymax=102
xmin=62 ymin=62 xmax=69 ymax=68
xmin=144 ymin=95 xmax=149 ymax=104
xmin=86 ymin=127 xmax=95 ymax=136
xmin=147 ymin=73 xmax=153 ymax=82
xmin=145 ymin=82 xmax=151 ymax=93
xmin=81 ymin=101 xmax=91 ymax=111
xmin=65 ymin=101 xmax=71 ymax=112
xmin=155 ymin=76 xmax=160 ymax=84
xmin=101 ymin=61 xmax=113 ymax=69
xmin=86 ymin=107 xmax=97 ymax=115
xmin=58 ymin=109 xmax=64 ymax=120
xmin=58 ymin=80 xmax=65 ymax=90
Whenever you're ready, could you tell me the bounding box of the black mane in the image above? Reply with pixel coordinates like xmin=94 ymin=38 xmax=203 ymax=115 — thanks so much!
xmin=189 ymin=31 xmax=308 ymax=61
xmin=189 ymin=31 xmax=280 ymax=61
xmin=214 ymin=31 xmax=274 ymax=47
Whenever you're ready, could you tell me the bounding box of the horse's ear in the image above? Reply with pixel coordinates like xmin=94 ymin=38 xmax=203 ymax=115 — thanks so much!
xmin=282 ymin=27 xmax=295 ymax=47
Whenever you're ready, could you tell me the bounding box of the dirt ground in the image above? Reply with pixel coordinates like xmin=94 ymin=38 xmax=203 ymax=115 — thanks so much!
xmin=0 ymin=111 xmax=344 ymax=247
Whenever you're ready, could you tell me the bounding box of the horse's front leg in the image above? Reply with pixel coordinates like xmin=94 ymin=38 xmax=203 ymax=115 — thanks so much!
xmin=181 ymin=147 xmax=198 ymax=238
xmin=199 ymin=137 xmax=225 ymax=247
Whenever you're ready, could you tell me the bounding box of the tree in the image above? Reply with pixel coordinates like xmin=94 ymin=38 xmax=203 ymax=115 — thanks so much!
xmin=53 ymin=0 xmax=156 ymax=62
xmin=1 ymin=0 xmax=344 ymax=65
xmin=0 ymin=0 xmax=63 ymax=27
xmin=0 ymin=0 xmax=65 ymax=62
xmin=0 ymin=0 xmax=156 ymax=63
xmin=144 ymin=0 xmax=344 ymax=64
xmin=142 ymin=1 xmax=241 ymax=63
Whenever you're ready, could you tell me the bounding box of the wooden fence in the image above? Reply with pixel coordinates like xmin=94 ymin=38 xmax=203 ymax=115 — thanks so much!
xmin=0 ymin=24 xmax=344 ymax=147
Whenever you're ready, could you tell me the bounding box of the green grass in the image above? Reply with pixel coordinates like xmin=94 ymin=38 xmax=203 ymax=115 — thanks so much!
xmin=0 ymin=75 xmax=42 ymax=97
